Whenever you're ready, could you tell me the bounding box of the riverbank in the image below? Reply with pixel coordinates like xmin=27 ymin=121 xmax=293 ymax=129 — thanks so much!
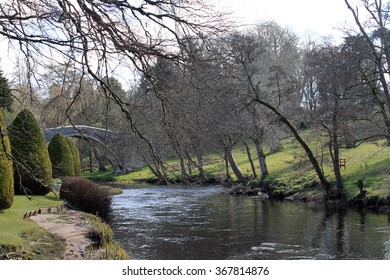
xmin=0 ymin=186 xmax=129 ymax=260
xmin=28 ymin=209 xmax=99 ymax=260
xmin=1 ymin=207 xmax=129 ymax=260
xmin=100 ymin=137 xmax=390 ymax=214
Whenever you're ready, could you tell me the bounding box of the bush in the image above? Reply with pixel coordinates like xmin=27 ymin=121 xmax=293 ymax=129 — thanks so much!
xmin=60 ymin=177 xmax=112 ymax=221
xmin=66 ymin=138 xmax=81 ymax=176
xmin=8 ymin=109 xmax=52 ymax=195
xmin=48 ymin=133 xmax=75 ymax=178
xmin=0 ymin=111 xmax=13 ymax=210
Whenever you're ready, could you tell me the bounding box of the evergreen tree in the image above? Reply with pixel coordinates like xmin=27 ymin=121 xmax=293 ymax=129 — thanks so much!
xmin=66 ymin=138 xmax=81 ymax=176
xmin=0 ymin=71 xmax=13 ymax=111
xmin=0 ymin=111 xmax=13 ymax=209
xmin=48 ymin=133 xmax=75 ymax=178
xmin=9 ymin=109 xmax=52 ymax=195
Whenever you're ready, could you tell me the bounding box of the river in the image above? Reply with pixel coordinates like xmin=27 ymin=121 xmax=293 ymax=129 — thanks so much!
xmin=109 ymin=185 xmax=390 ymax=260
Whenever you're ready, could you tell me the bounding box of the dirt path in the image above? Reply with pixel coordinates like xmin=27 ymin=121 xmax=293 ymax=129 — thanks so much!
xmin=29 ymin=209 xmax=96 ymax=260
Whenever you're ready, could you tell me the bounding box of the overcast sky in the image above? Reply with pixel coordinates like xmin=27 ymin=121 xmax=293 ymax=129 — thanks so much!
xmin=0 ymin=0 xmax=356 ymax=78
xmin=216 ymin=0 xmax=354 ymax=38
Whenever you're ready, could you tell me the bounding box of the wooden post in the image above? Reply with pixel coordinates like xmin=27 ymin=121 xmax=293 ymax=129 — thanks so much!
xmin=339 ymin=158 xmax=346 ymax=169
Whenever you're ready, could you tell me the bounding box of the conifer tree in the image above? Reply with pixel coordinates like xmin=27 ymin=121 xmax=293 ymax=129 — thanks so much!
xmin=0 ymin=111 xmax=13 ymax=209
xmin=9 ymin=109 xmax=52 ymax=195
xmin=66 ymin=138 xmax=81 ymax=176
xmin=48 ymin=133 xmax=75 ymax=178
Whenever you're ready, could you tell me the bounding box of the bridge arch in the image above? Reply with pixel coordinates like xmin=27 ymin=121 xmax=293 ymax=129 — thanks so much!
xmin=44 ymin=125 xmax=121 ymax=171
xmin=44 ymin=125 xmax=115 ymax=143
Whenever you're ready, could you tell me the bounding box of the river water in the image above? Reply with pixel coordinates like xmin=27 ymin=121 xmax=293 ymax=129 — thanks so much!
xmin=109 ymin=185 xmax=390 ymax=260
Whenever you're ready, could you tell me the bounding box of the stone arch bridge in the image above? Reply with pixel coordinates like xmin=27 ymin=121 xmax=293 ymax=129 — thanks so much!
xmin=44 ymin=125 xmax=122 ymax=172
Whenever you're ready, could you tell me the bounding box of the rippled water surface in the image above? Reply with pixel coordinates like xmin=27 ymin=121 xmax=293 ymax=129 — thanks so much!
xmin=110 ymin=185 xmax=390 ymax=260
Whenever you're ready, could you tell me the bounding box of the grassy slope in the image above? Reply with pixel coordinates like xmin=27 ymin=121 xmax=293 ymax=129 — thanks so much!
xmin=114 ymin=132 xmax=390 ymax=200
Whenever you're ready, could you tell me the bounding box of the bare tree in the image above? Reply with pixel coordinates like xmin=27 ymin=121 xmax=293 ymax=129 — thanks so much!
xmin=0 ymin=0 xmax=229 ymax=178
xmin=345 ymin=0 xmax=390 ymax=144
xmin=229 ymin=23 xmax=333 ymax=196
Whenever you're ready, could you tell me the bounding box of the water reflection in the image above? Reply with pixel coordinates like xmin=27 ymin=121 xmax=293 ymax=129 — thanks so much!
xmin=110 ymin=186 xmax=390 ymax=260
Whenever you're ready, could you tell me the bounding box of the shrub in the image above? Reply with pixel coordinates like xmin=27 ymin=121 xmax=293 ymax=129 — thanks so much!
xmin=0 ymin=111 xmax=13 ymax=210
xmin=48 ymin=133 xmax=75 ymax=178
xmin=66 ymin=138 xmax=81 ymax=176
xmin=60 ymin=177 xmax=112 ymax=221
xmin=8 ymin=109 xmax=52 ymax=195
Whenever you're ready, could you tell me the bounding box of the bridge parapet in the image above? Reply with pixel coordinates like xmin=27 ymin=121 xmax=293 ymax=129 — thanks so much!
xmin=43 ymin=125 xmax=122 ymax=172
xmin=44 ymin=125 xmax=115 ymax=145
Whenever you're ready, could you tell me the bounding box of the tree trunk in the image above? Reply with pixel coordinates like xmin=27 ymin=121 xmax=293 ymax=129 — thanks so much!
xmin=330 ymin=132 xmax=345 ymax=199
xmin=178 ymin=153 xmax=188 ymax=179
xmin=187 ymin=158 xmax=192 ymax=176
xmin=143 ymin=156 xmax=167 ymax=183
xmin=196 ymin=153 xmax=206 ymax=179
xmin=94 ymin=148 xmax=107 ymax=172
xmin=244 ymin=141 xmax=257 ymax=178
xmin=224 ymin=145 xmax=247 ymax=184
xmin=254 ymin=98 xmax=331 ymax=194
xmin=253 ymin=138 xmax=268 ymax=177
xmin=224 ymin=152 xmax=231 ymax=181
xmin=343 ymin=130 xmax=355 ymax=149
xmin=367 ymin=78 xmax=390 ymax=145
xmin=88 ymin=148 xmax=94 ymax=172
xmin=331 ymin=99 xmax=345 ymax=200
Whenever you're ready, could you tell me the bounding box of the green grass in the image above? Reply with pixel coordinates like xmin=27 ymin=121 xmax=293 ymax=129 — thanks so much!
xmin=0 ymin=192 xmax=65 ymax=259
xmin=115 ymin=167 xmax=155 ymax=183
xmin=85 ymin=214 xmax=129 ymax=260
xmin=0 ymin=192 xmax=62 ymax=246
xmin=78 ymin=129 xmax=390 ymax=201
xmin=114 ymin=132 xmax=390 ymax=201
xmin=339 ymin=141 xmax=390 ymax=198
xmin=81 ymin=169 xmax=115 ymax=182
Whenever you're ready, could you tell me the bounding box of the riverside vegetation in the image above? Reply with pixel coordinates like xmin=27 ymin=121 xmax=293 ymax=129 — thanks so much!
xmin=2 ymin=0 xmax=390 ymax=259
xmin=110 ymin=130 xmax=390 ymax=213
xmin=1 ymin=109 xmax=127 ymax=259
xmin=0 ymin=179 xmax=128 ymax=260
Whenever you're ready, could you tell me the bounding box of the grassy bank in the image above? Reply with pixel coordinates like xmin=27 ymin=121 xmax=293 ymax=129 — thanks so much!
xmin=0 ymin=192 xmax=64 ymax=259
xmin=109 ymin=133 xmax=390 ymax=204
xmin=0 ymin=182 xmax=127 ymax=260
xmin=84 ymin=214 xmax=129 ymax=260
xmin=82 ymin=169 xmax=116 ymax=182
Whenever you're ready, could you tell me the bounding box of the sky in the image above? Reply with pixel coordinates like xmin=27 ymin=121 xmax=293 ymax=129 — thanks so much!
xmin=217 ymin=0 xmax=355 ymax=39
xmin=0 ymin=0 xmax=356 ymax=80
